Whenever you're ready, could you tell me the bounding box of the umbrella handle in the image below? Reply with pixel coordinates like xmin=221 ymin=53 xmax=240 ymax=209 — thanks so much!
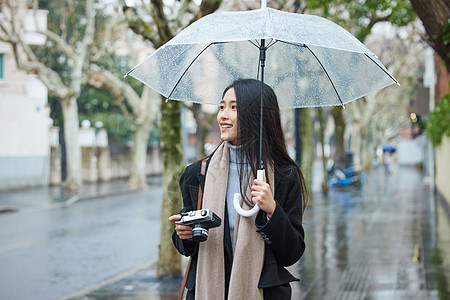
xmin=233 ymin=170 xmax=264 ymax=217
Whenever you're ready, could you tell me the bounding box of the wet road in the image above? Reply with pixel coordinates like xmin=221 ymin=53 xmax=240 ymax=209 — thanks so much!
xmin=79 ymin=164 xmax=449 ymax=300
xmin=1 ymin=165 xmax=448 ymax=300
xmin=0 ymin=179 xmax=163 ymax=300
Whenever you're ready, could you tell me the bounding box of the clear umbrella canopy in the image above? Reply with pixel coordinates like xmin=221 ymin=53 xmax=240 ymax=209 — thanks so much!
xmin=126 ymin=8 xmax=397 ymax=109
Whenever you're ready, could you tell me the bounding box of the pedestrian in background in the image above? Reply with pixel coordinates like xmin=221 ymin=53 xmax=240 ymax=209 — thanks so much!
xmin=169 ymin=79 xmax=307 ymax=299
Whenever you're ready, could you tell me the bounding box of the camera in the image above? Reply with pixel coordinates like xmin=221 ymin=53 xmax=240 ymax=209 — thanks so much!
xmin=176 ymin=209 xmax=222 ymax=242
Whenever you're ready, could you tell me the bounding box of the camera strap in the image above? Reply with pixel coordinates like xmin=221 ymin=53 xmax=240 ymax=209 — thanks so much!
xmin=178 ymin=159 xmax=207 ymax=300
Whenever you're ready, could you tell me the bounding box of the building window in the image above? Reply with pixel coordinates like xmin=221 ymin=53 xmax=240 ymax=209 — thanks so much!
xmin=0 ymin=53 xmax=4 ymax=79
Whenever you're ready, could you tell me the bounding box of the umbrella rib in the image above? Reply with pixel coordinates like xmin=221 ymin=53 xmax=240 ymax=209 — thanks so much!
xmin=364 ymin=53 xmax=399 ymax=85
xmin=166 ymin=43 xmax=214 ymax=101
xmin=266 ymin=39 xmax=278 ymax=49
xmin=304 ymin=45 xmax=345 ymax=108
xmin=249 ymin=40 xmax=260 ymax=48
xmin=250 ymin=39 xmax=276 ymax=49
xmin=278 ymin=40 xmax=305 ymax=47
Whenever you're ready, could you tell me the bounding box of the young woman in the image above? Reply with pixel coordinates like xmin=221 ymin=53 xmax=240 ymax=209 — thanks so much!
xmin=169 ymin=79 xmax=307 ymax=300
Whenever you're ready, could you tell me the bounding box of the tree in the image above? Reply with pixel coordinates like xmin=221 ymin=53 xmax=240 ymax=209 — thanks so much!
xmin=316 ymin=107 xmax=329 ymax=193
xmin=301 ymin=0 xmax=416 ymax=168
xmin=185 ymin=103 xmax=217 ymax=158
xmin=120 ymin=0 xmax=222 ymax=279
xmin=299 ymin=108 xmax=314 ymax=190
xmin=410 ymin=0 xmax=450 ymax=67
xmin=0 ymin=0 xmax=96 ymax=192
xmin=89 ymin=64 xmax=160 ymax=188
xmin=349 ymin=23 xmax=424 ymax=168
xmin=84 ymin=5 xmax=161 ymax=188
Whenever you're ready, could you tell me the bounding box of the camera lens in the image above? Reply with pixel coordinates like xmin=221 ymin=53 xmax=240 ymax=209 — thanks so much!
xmin=192 ymin=223 xmax=209 ymax=242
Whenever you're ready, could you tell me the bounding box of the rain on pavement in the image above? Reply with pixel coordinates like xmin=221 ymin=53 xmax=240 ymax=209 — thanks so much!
xmin=0 ymin=165 xmax=449 ymax=300
xmin=0 ymin=178 xmax=163 ymax=300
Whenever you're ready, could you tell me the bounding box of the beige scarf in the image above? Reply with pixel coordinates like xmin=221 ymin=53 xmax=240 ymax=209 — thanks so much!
xmin=196 ymin=142 xmax=274 ymax=300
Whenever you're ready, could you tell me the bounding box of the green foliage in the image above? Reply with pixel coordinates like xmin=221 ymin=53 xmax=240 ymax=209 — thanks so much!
xmin=149 ymin=125 xmax=161 ymax=146
xmin=442 ymin=19 xmax=450 ymax=46
xmin=81 ymin=112 xmax=136 ymax=144
xmin=304 ymin=0 xmax=416 ymax=41
xmin=34 ymin=1 xmax=86 ymax=83
xmin=435 ymin=19 xmax=450 ymax=63
xmin=77 ymin=84 xmax=158 ymax=145
xmin=77 ymin=84 xmax=136 ymax=144
xmin=35 ymin=0 xmax=113 ymax=85
xmin=78 ymin=84 xmax=126 ymax=116
xmin=426 ymin=94 xmax=450 ymax=147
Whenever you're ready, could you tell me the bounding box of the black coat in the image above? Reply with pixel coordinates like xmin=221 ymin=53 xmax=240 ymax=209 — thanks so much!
xmin=172 ymin=159 xmax=306 ymax=300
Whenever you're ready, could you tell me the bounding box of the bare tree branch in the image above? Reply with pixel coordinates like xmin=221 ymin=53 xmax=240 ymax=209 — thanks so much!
xmin=30 ymin=0 xmax=73 ymax=60
xmin=120 ymin=0 xmax=160 ymax=46
xmin=173 ymin=0 xmax=195 ymax=28
xmin=189 ymin=0 xmax=222 ymax=25
xmin=150 ymin=0 xmax=173 ymax=44
xmin=90 ymin=63 xmax=142 ymax=113
xmin=37 ymin=29 xmax=76 ymax=60
xmin=140 ymin=0 xmax=152 ymax=16
xmin=70 ymin=0 xmax=95 ymax=96
xmin=1 ymin=1 xmax=69 ymax=98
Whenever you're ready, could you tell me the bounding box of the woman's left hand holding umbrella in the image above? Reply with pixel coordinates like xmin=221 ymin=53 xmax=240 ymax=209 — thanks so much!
xmin=251 ymin=170 xmax=276 ymax=218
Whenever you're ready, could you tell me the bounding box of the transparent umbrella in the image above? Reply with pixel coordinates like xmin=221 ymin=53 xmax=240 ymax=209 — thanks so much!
xmin=126 ymin=7 xmax=398 ymax=109
xmin=126 ymin=4 xmax=398 ymax=216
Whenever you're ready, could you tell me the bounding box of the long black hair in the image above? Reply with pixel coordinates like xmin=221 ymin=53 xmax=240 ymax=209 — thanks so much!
xmin=222 ymin=79 xmax=308 ymax=211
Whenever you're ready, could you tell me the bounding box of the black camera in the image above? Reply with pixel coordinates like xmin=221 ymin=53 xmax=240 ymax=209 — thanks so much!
xmin=176 ymin=209 xmax=222 ymax=242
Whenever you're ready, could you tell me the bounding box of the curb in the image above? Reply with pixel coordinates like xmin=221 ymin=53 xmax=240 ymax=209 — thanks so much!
xmin=60 ymin=260 xmax=156 ymax=300
xmin=61 ymin=188 xmax=142 ymax=207
xmin=0 ymin=188 xmax=142 ymax=214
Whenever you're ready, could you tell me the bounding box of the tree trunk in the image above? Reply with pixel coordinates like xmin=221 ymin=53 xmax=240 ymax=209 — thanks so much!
xmin=361 ymin=121 xmax=377 ymax=170
xmin=300 ymin=108 xmax=314 ymax=193
xmin=192 ymin=103 xmax=206 ymax=158
xmin=158 ymin=98 xmax=185 ymax=279
xmin=359 ymin=124 xmax=369 ymax=169
xmin=128 ymin=118 xmax=152 ymax=189
xmin=331 ymin=106 xmax=346 ymax=165
xmin=410 ymin=0 xmax=450 ymax=67
xmin=60 ymin=97 xmax=82 ymax=192
xmin=357 ymin=120 xmax=376 ymax=171
xmin=127 ymin=87 xmax=160 ymax=188
xmin=316 ymin=108 xmax=328 ymax=193
xmin=351 ymin=121 xmax=362 ymax=166
xmin=295 ymin=108 xmax=302 ymax=166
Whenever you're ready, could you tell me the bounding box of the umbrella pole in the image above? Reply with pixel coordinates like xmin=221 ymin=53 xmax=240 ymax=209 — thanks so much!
xmin=259 ymin=39 xmax=266 ymax=171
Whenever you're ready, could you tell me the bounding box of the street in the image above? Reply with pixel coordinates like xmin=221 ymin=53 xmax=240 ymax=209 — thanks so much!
xmin=0 ymin=165 xmax=449 ymax=300
xmin=0 ymin=178 xmax=163 ymax=300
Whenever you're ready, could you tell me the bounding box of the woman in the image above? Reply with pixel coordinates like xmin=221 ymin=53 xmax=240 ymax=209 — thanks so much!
xmin=169 ymin=79 xmax=307 ymax=300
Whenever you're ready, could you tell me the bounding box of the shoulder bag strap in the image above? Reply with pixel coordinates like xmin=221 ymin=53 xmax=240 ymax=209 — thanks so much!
xmin=177 ymin=159 xmax=207 ymax=300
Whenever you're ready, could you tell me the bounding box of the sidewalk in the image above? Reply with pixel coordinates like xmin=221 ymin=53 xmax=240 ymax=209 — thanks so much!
xmin=0 ymin=178 xmax=145 ymax=213
xmin=72 ymin=165 xmax=449 ymax=300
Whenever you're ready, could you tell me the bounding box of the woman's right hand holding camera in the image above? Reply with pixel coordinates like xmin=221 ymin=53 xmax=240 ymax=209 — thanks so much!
xmin=169 ymin=215 xmax=193 ymax=240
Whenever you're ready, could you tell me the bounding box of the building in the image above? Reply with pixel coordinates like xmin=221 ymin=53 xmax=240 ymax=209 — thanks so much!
xmin=0 ymin=9 xmax=50 ymax=190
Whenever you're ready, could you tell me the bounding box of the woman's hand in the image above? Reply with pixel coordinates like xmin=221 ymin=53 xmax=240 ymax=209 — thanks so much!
xmin=251 ymin=171 xmax=276 ymax=218
xmin=169 ymin=215 xmax=193 ymax=240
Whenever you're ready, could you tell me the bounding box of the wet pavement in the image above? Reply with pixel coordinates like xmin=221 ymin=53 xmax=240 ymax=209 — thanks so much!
xmin=289 ymin=165 xmax=449 ymax=299
xmin=1 ymin=165 xmax=449 ymax=300
xmin=0 ymin=177 xmax=163 ymax=300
